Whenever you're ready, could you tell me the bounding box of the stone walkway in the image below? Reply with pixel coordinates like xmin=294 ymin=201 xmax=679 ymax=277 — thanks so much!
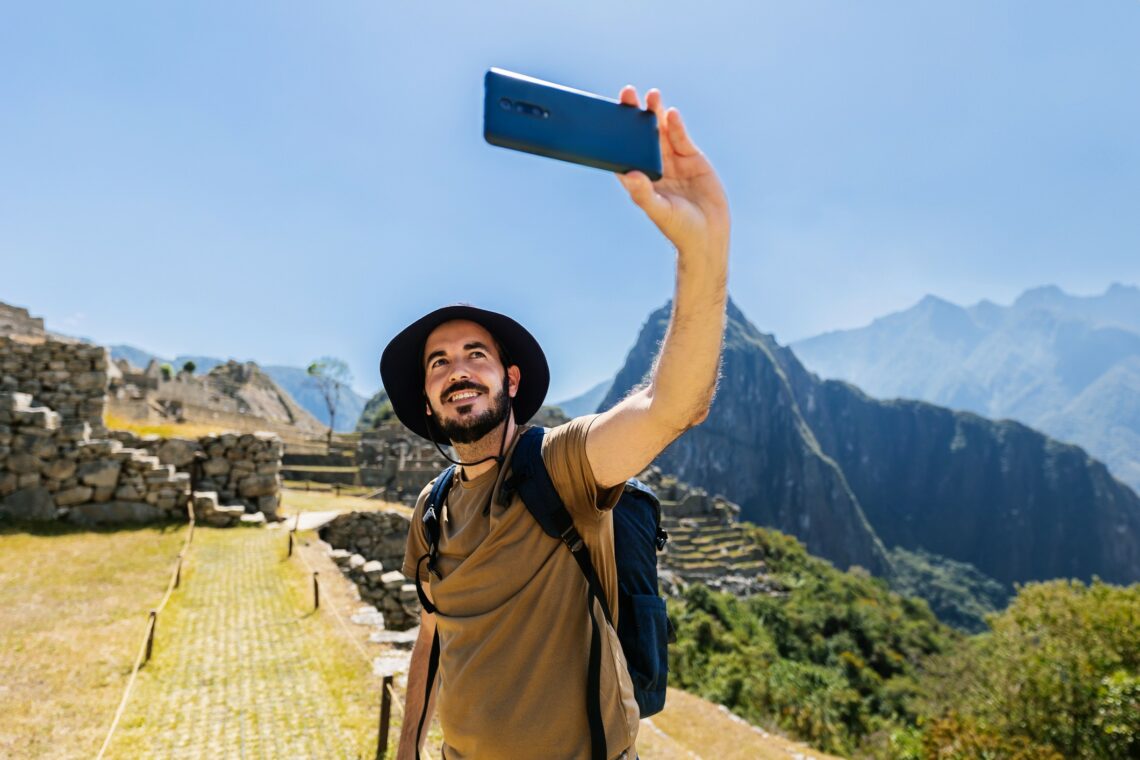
xmin=109 ymin=528 xmax=362 ymax=759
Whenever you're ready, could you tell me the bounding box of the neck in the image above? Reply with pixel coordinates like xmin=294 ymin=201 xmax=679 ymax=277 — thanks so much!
xmin=452 ymin=414 xmax=518 ymax=481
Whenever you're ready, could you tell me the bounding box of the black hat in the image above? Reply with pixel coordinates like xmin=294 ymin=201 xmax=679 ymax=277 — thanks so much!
xmin=379 ymin=304 xmax=550 ymax=442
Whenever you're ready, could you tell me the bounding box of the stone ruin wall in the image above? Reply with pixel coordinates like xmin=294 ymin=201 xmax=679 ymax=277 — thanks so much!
xmin=319 ymin=511 xmax=421 ymax=630
xmin=0 ymin=335 xmax=284 ymax=527
xmin=0 ymin=303 xmax=45 ymax=339
xmin=357 ymin=427 xmax=447 ymax=504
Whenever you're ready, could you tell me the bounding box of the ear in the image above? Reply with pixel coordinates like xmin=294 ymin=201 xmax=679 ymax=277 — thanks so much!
xmin=507 ymin=365 xmax=521 ymax=398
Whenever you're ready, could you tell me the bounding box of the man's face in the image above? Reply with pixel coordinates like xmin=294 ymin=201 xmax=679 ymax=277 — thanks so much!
xmin=422 ymin=320 xmax=520 ymax=445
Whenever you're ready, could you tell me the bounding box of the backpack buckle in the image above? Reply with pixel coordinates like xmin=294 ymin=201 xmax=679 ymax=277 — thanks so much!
xmin=559 ymin=525 xmax=585 ymax=553
xmin=655 ymin=527 xmax=669 ymax=551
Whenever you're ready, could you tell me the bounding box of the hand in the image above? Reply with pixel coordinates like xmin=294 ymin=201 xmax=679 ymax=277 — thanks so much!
xmin=615 ymin=86 xmax=730 ymax=254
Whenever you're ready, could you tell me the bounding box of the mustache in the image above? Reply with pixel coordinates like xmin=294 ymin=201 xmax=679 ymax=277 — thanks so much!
xmin=440 ymin=380 xmax=489 ymax=404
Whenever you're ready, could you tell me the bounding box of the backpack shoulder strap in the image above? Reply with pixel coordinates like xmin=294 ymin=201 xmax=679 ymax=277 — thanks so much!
xmin=506 ymin=426 xmax=610 ymax=760
xmin=415 ymin=464 xmax=455 ymax=616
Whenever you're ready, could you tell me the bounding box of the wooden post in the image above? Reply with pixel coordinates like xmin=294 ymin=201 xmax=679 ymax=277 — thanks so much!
xmin=377 ymin=675 xmax=394 ymax=759
xmin=144 ymin=611 xmax=157 ymax=663
xmin=312 ymin=571 xmax=320 ymax=610
xmin=174 ymin=553 xmax=183 ymax=588
xmin=335 ymin=483 xmax=341 ymax=497
xmin=287 ymin=531 xmax=294 ymax=558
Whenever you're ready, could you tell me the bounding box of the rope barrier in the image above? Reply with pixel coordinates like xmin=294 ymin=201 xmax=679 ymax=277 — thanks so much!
xmin=95 ymin=503 xmax=196 ymax=760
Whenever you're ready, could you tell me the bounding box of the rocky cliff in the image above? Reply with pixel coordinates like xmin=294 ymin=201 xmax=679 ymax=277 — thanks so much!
xmin=601 ymin=299 xmax=1140 ymax=586
xmin=600 ymin=300 xmax=891 ymax=575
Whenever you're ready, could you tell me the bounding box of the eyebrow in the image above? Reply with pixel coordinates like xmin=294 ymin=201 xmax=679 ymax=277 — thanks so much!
xmin=424 ymin=341 xmax=493 ymax=369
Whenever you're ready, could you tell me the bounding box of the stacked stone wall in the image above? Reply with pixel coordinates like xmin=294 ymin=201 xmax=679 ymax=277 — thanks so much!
xmin=0 ymin=392 xmax=190 ymax=524
xmin=0 ymin=335 xmax=108 ymax=432
xmin=319 ymin=511 xmax=420 ymax=629
xmin=109 ymin=429 xmax=284 ymax=525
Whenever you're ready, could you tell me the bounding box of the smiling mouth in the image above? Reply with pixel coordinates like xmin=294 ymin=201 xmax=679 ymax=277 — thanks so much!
xmin=448 ymin=390 xmax=481 ymax=404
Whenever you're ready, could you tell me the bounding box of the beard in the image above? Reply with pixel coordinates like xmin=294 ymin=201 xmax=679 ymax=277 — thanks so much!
xmin=432 ymin=375 xmax=511 ymax=445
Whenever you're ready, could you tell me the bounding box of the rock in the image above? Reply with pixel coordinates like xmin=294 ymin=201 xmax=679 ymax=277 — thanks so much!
xmin=78 ymin=459 xmax=122 ymax=488
xmin=7 ymin=453 xmax=42 ymax=475
xmin=239 ymin=512 xmax=267 ymax=526
xmin=77 ymin=439 xmax=122 ymax=457
xmin=157 ymin=438 xmax=198 ymax=467
xmin=114 ymin=484 xmax=145 ymax=501
xmin=44 ymin=458 xmax=77 ymax=481
xmin=16 ymin=473 xmax=41 ymax=489
xmin=0 ymin=486 xmax=57 ymax=521
xmin=203 ymin=457 xmax=231 ymax=477
xmin=369 ymin=629 xmax=419 ymax=649
xmin=362 ymin=560 xmax=385 ymax=580
xmin=351 ymin=605 xmax=385 ymax=627
xmin=67 ymin=500 xmax=162 ymax=525
xmin=0 ymin=471 xmax=17 ymax=497
xmin=329 ymin=549 xmax=352 ymax=564
xmin=380 ymin=571 xmax=406 ymax=590
xmin=348 ymin=553 xmax=368 ymax=571
xmin=238 ymin=473 xmax=276 ymax=498
xmin=257 ymin=494 xmax=279 ymax=518
xmin=54 ymin=486 xmax=95 ymax=506
xmin=192 ymin=492 xmax=220 ymax=512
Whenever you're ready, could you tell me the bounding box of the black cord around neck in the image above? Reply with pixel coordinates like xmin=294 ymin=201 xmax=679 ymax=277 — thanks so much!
xmin=422 ymin=403 xmax=511 ymax=469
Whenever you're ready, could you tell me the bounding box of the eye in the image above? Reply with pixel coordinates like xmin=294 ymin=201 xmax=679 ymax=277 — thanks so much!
xmin=429 ymin=357 xmax=448 ymax=369
xmin=471 ymin=350 xmax=486 ymax=359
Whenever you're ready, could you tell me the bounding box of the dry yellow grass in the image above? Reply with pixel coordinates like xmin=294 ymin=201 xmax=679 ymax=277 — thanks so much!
xmin=0 ymin=522 xmax=188 ymax=759
xmin=103 ymin=412 xmax=231 ymax=440
xmin=645 ymin=688 xmax=847 ymax=759
xmin=279 ymin=487 xmax=412 ymax=517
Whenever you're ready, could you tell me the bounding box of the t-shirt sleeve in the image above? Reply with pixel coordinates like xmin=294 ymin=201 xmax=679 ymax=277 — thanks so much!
xmin=401 ymin=480 xmax=436 ymax=582
xmin=541 ymin=414 xmax=624 ymax=522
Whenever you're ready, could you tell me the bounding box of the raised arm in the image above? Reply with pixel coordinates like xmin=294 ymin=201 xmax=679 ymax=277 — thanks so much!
xmin=586 ymin=86 xmax=731 ymax=489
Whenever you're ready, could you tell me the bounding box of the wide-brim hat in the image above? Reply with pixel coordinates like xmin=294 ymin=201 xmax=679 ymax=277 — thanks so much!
xmin=379 ymin=304 xmax=550 ymax=442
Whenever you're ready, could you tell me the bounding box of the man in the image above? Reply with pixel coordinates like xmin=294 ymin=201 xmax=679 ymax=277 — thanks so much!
xmin=383 ymin=85 xmax=730 ymax=760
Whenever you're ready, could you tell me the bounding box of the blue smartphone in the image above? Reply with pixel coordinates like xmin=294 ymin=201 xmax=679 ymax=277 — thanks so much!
xmin=483 ymin=68 xmax=663 ymax=181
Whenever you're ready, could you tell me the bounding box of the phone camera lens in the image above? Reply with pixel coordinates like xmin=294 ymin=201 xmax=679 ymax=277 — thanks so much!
xmin=499 ymin=97 xmax=512 ymax=111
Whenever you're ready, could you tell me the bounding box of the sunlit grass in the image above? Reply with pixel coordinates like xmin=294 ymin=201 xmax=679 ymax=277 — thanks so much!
xmin=0 ymin=522 xmax=187 ymax=759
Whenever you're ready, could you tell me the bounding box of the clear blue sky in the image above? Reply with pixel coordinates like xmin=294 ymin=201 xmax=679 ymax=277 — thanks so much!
xmin=2 ymin=1 xmax=1138 ymax=400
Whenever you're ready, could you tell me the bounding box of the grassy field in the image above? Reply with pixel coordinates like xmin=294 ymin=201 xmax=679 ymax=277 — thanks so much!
xmin=0 ymin=521 xmax=188 ymax=759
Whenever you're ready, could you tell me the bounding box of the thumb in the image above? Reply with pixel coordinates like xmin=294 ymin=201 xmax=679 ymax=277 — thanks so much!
xmin=616 ymin=170 xmax=669 ymax=220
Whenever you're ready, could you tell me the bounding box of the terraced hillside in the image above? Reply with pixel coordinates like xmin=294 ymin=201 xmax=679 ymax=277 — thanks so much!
xmin=642 ymin=470 xmax=777 ymax=598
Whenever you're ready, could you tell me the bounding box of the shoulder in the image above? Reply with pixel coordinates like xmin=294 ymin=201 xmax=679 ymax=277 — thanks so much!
xmin=539 ymin=415 xmax=599 ymax=463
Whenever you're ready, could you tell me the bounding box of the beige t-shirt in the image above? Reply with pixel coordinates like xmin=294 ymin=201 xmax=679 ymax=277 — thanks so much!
xmin=402 ymin=415 xmax=640 ymax=760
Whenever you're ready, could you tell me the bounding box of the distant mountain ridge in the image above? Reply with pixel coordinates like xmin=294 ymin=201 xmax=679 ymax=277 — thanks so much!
xmin=601 ymin=299 xmax=1140 ymax=587
xmin=554 ymin=379 xmax=612 ymax=418
xmin=791 ymin=283 xmax=1140 ymax=492
xmin=109 ymin=345 xmax=368 ymax=432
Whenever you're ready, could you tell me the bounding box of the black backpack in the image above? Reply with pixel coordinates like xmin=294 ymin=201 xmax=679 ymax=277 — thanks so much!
xmin=413 ymin=426 xmax=672 ymax=760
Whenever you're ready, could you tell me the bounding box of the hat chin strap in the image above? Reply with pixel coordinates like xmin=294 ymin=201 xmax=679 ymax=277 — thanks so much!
xmin=422 ymin=401 xmax=512 ymax=469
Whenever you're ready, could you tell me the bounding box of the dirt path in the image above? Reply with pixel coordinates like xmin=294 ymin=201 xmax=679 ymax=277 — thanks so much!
xmin=108 ymin=528 xmax=366 ymax=759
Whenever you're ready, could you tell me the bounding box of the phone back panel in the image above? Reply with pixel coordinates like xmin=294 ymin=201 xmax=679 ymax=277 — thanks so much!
xmin=484 ymin=68 xmax=663 ymax=181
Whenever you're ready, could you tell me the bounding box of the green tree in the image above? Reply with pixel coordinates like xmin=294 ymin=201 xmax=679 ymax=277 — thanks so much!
xmin=181 ymin=360 xmax=196 ymax=375
xmin=307 ymin=357 xmax=352 ymax=446
xmin=920 ymin=579 xmax=1140 ymax=758
xmin=159 ymin=362 xmax=173 ymax=381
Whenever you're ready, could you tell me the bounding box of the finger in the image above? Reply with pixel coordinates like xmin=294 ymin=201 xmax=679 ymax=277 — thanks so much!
xmin=645 ymin=88 xmax=667 ymax=135
xmin=617 ymin=170 xmax=670 ymax=218
xmin=619 ymin=85 xmax=640 ymax=108
xmin=665 ymin=107 xmax=699 ymax=157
